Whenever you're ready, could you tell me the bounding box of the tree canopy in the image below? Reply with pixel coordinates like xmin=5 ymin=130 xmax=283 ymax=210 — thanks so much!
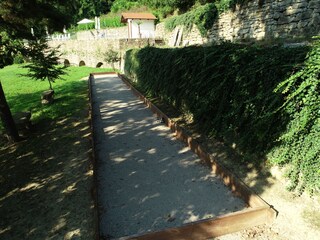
xmin=0 ymin=0 xmax=79 ymax=142
xmin=23 ymin=38 xmax=66 ymax=91
xmin=0 ymin=0 xmax=78 ymax=37
xmin=109 ymin=0 xmax=221 ymax=18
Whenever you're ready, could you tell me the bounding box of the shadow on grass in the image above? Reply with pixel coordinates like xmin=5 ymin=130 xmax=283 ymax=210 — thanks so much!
xmin=0 ymin=79 xmax=95 ymax=239
xmin=2 ymin=79 xmax=89 ymax=124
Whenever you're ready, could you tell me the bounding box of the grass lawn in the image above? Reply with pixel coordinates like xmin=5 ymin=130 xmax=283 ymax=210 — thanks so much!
xmin=0 ymin=65 xmax=112 ymax=239
xmin=0 ymin=64 xmax=112 ymax=127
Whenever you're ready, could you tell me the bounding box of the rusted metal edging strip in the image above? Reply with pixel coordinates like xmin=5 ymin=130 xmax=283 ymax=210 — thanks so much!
xmin=88 ymin=73 xmax=103 ymax=240
xmin=116 ymin=207 xmax=276 ymax=240
xmin=118 ymin=74 xmax=277 ymax=211
xmin=91 ymin=71 xmax=118 ymax=76
xmin=88 ymin=73 xmax=278 ymax=240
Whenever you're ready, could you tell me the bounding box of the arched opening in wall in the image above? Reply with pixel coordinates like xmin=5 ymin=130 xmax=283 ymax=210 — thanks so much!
xmin=64 ymin=59 xmax=70 ymax=67
xmin=79 ymin=60 xmax=86 ymax=66
xmin=96 ymin=62 xmax=103 ymax=68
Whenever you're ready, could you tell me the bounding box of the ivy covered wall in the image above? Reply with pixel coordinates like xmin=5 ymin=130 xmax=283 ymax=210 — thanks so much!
xmin=124 ymin=42 xmax=320 ymax=194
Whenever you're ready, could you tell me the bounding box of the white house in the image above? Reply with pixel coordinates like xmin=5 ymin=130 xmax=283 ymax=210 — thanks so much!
xmin=121 ymin=13 xmax=157 ymax=39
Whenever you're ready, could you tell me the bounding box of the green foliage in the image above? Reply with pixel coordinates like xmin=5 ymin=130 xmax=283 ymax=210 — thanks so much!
xmin=268 ymin=38 xmax=320 ymax=194
xmin=0 ymin=31 xmax=23 ymax=68
xmin=109 ymin=0 xmax=214 ymax=19
xmin=0 ymin=0 xmax=83 ymax=143
xmin=215 ymin=0 xmax=235 ymax=12
xmin=104 ymin=49 xmax=120 ymax=70
xmin=23 ymin=38 xmax=66 ymax=91
xmin=100 ymin=15 xmax=125 ymax=28
xmin=111 ymin=0 xmax=140 ymax=13
xmin=69 ymin=0 xmax=123 ymax=23
xmin=1 ymin=0 xmax=119 ymax=36
xmin=165 ymin=4 xmax=217 ymax=37
xmin=110 ymin=0 xmax=175 ymax=15
xmin=124 ymin=43 xmax=320 ymax=194
xmin=140 ymin=0 xmax=191 ymax=15
xmin=0 ymin=64 xmax=113 ymax=129
xmin=0 ymin=0 xmax=78 ymax=38
xmin=213 ymin=0 xmax=252 ymax=13
xmin=76 ymin=0 xmax=96 ymax=19
xmin=70 ymin=14 xmax=124 ymax=32
xmin=140 ymin=0 xmax=214 ymax=14
xmin=13 ymin=54 xmax=25 ymax=64
xmin=104 ymin=49 xmax=120 ymax=63
xmin=75 ymin=22 xmax=95 ymax=31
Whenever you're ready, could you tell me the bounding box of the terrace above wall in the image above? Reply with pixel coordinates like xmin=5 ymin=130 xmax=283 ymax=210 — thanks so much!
xmin=49 ymin=27 xmax=128 ymax=41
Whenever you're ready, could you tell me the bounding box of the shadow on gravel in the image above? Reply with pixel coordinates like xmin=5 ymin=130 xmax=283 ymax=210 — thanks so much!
xmin=92 ymin=76 xmax=248 ymax=239
xmin=123 ymin=44 xmax=309 ymax=200
xmin=0 ymin=98 xmax=94 ymax=239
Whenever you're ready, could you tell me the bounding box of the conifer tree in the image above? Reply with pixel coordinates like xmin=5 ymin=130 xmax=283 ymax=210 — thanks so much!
xmin=24 ymin=38 xmax=66 ymax=91
xmin=0 ymin=0 xmax=74 ymax=142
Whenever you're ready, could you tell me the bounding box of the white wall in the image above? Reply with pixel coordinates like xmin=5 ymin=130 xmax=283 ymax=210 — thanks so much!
xmin=131 ymin=20 xmax=155 ymax=38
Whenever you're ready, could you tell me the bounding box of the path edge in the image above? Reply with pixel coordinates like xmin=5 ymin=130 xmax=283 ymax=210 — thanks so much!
xmin=88 ymin=73 xmax=102 ymax=240
xmin=88 ymin=72 xmax=278 ymax=239
xmin=117 ymin=73 xmax=277 ymax=239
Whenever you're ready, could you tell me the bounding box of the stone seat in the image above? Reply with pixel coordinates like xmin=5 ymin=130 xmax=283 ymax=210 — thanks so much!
xmin=13 ymin=111 xmax=32 ymax=130
xmin=41 ymin=90 xmax=54 ymax=104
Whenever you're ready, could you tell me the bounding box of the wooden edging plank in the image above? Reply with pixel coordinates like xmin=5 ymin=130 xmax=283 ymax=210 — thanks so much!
xmin=116 ymin=207 xmax=276 ymax=240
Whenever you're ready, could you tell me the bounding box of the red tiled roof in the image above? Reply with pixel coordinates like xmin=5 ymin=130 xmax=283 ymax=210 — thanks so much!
xmin=121 ymin=13 xmax=157 ymax=23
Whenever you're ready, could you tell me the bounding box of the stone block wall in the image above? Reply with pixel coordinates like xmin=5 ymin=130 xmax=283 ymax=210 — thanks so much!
xmin=49 ymin=38 xmax=161 ymax=70
xmin=156 ymin=0 xmax=320 ymax=45
xmin=209 ymin=0 xmax=320 ymax=42
xmin=49 ymin=39 xmax=121 ymax=68
xmin=119 ymin=38 xmax=156 ymax=50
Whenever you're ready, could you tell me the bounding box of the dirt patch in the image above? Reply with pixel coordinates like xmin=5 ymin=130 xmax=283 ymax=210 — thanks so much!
xmin=0 ymin=115 xmax=95 ymax=239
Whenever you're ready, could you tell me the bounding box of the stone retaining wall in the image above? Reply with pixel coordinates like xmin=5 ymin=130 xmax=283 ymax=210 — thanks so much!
xmin=156 ymin=0 xmax=320 ymax=45
xmin=49 ymin=38 xmax=159 ymax=69
xmin=49 ymin=39 xmax=120 ymax=68
xmin=48 ymin=0 xmax=320 ymax=68
xmin=209 ymin=0 xmax=320 ymax=42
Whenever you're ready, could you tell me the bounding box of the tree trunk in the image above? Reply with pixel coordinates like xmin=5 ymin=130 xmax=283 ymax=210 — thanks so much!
xmin=0 ymin=81 xmax=20 ymax=142
xmin=48 ymin=78 xmax=53 ymax=91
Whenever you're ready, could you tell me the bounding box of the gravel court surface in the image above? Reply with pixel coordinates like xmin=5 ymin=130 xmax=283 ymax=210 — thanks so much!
xmin=91 ymin=74 xmax=246 ymax=239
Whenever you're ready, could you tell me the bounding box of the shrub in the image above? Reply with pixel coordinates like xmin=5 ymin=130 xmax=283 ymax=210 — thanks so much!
xmin=75 ymin=23 xmax=95 ymax=31
xmin=13 ymin=53 xmax=25 ymax=64
xmin=124 ymin=43 xmax=320 ymax=194
xmin=104 ymin=49 xmax=120 ymax=70
xmin=111 ymin=0 xmax=140 ymax=13
xmin=268 ymin=38 xmax=320 ymax=194
xmin=165 ymin=3 xmax=218 ymax=37
xmin=23 ymin=38 xmax=66 ymax=91
xmin=100 ymin=15 xmax=125 ymax=28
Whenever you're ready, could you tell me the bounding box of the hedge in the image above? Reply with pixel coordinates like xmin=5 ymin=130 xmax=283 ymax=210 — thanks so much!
xmin=124 ymin=42 xmax=320 ymax=194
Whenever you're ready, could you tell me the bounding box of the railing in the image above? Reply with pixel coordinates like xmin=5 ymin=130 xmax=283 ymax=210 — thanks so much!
xmin=48 ymin=33 xmax=72 ymax=41
xmin=47 ymin=29 xmax=157 ymax=41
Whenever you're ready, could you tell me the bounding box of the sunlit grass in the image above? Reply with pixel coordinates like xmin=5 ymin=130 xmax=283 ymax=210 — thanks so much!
xmin=0 ymin=64 xmax=112 ymax=128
